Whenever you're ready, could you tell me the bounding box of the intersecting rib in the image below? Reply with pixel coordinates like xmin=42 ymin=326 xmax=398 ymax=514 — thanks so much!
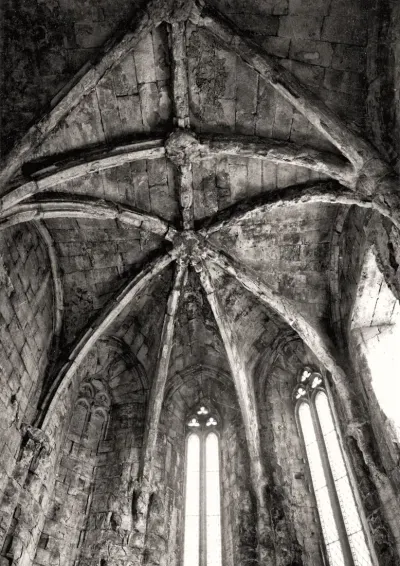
xmin=192 ymin=2 xmax=381 ymax=172
xmin=39 ymin=251 xmax=180 ymax=431
xmin=197 ymin=263 xmax=267 ymax=504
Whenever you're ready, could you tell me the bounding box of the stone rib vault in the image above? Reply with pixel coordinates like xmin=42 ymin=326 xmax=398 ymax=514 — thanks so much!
xmin=1 ymin=0 xmax=400 ymax=565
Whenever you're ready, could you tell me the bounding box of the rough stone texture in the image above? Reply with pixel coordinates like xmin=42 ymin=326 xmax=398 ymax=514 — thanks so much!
xmin=2 ymin=1 xmax=400 ymax=566
xmin=157 ymin=368 xmax=255 ymax=566
xmin=0 ymin=0 xmax=147 ymax=156
xmin=43 ymin=217 xmax=168 ymax=346
xmin=255 ymin=337 xmax=324 ymax=565
xmin=32 ymin=26 xmax=172 ymax=160
xmin=208 ymin=0 xmax=368 ymax=131
xmin=209 ymin=201 xmax=338 ymax=322
xmin=0 ymin=224 xmax=53 ymax=539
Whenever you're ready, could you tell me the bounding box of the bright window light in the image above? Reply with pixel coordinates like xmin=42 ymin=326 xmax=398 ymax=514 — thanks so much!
xmin=183 ymin=434 xmax=200 ymax=566
xmin=296 ymin=369 xmax=374 ymax=566
xmin=183 ymin=407 xmax=222 ymax=566
xmin=206 ymin=433 xmax=222 ymax=566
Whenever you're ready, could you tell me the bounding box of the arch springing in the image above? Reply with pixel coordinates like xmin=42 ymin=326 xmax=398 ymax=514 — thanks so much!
xmin=295 ymin=367 xmax=375 ymax=566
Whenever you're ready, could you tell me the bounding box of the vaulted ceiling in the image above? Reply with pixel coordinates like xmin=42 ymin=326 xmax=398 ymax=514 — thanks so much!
xmin=1 ymin=0 xmax=400 ymax=492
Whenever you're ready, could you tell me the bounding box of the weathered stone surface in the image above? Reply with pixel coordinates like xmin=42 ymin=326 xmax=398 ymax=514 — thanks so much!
xmin=1 ymin=1 xmax=400 ymax=565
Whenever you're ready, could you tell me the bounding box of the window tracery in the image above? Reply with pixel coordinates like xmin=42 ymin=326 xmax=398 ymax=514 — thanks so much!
xmin=294 ymin=367 xmax=375 ymax=566
xmin=183 ymin=404 xmax=222 ymax=566
xmin=69 ymin=377 xmax=111 ymax=450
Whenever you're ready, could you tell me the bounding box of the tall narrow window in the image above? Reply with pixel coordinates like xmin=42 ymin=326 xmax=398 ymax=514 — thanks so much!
xmin=183 ymin=405 xmax=222 ymax=566
xmin=295 ymin=368 xmax=375 ymax=566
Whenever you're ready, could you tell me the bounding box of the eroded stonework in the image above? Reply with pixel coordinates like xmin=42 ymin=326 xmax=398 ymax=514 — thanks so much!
xmin=1 ymin=0 xmax=400 ymax=565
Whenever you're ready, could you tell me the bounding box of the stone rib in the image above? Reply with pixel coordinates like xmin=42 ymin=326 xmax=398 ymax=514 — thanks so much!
xmin=192 ymin=1 xmax=382 ymax=171
xmin=201 ymin=243 xmax=353 ymax=410
xmin=135 ymin=260 xmax=188 ymax=537
xmin=197 ymin=134 xmax=357 ymax=188
xmin=0 ymin=0 xmax=166 ymax=190
xmin=38 ymin=251 xmax=179 ymax=431
xmin=197 ymin=263 xmax=267 ymax=505
xmin=33 ymin=221 xmax=64 ymax=363
xmin=198 ymin=181 xmax=364 ymax=237
xmin=0 ymin=197 xmax=177 ymax=241
xmin=170 ymin=22 xmax=190 ymax=128
xmin=0 ymin=138 xmax=165 ymax=211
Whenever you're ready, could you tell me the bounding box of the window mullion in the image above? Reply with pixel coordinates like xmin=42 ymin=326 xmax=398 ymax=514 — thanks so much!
xmin=310 ymin=402 xmax=355 ymax=566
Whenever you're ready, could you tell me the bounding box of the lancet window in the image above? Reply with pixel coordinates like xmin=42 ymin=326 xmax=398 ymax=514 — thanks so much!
xmin=294 ymin=367 xmax=375 ymax=566
xmin=183 ymin=404 xmax=222 ymax=566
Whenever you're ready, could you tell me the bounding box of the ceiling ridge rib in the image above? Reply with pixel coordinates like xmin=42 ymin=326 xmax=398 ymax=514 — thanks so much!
xmin=169 ymin=20 xmax=195 ymax=229
xmin=196 ymin=262 xmax=268 ymax=501
xmin=192 ymin=2 xmax=400 ymax=224
xmin=0 ymin=197 xmax=177 ymax=241
xmin=171 ymin=21 xmax=191 ymax=128
xmin=37 ymin=250 xmax=179 ymax=432
xmin=191 ymin=1 xmax=380 ymax=172
xmin=134 ymin=259 xmax=188 ymax=543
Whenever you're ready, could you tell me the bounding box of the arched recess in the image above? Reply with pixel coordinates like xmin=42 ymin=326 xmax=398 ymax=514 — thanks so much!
xmin=142 ymin=366 xmax=257 ymax=566
xmin=253 ymin=332 xmax=400 ymax=566
xmin=32 ymin=338 xmax=149 ymax=566
xmin=253 ymin=335 xmax=326 ymax=566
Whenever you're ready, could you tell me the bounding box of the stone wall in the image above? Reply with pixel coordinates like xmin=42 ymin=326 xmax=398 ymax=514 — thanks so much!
xmin=33 ymin=377 xmax=110 ymax=566
xmin=255 ymin=336 xmax=325 ymax=566
xmin=0 ymin=223 xmax=54 ymax=552
xmin=33 ymin=341 xmax=149 ymax=566
xmin=333 ymin=208 xmax=400 ymax=556
xmin=0 ymin=0 xmax=145 ymax=155
xmin=154 ymin=368 xmax=256 ymax=566
xmin=206 ymin=0 xmax=368 ymax=130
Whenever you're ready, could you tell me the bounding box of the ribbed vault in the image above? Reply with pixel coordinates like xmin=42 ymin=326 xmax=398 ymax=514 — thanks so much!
xmin=2 ymin=1 xmax=400 ymax=561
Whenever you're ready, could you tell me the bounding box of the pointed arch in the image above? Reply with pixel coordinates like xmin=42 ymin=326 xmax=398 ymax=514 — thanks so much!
xmin=38 ymin=251 xmax=178 ymax=431
xmin=197 ymin=263 xmax=267 ymax=503
xmin=201 ymin=243 xmax=352 ymax=413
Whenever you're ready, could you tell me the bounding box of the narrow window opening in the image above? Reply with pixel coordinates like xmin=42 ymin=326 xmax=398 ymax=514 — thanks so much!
xmin=183 ymin=405 xmax=222 ymax=566
xmin=295 ymin=368 xmax=374 ymax=566
xmin=183 ymin=434 xmax=200 ymax=566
